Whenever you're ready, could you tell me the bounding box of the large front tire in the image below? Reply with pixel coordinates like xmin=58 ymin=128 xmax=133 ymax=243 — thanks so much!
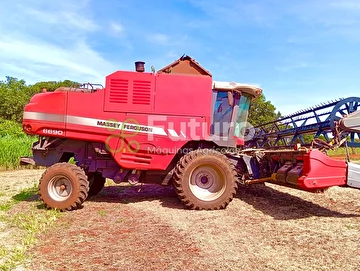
xmin=173 ymin=149 xmax=238 ymax=210
xmin=39 ymin=163 xmax=89 ymax=211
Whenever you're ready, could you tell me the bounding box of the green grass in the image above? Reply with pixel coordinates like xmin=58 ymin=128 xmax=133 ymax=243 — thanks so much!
xmin=0 ymin=208 xmax=61 ymax=270
xmin=98 ymin=209 xmax=107 ymax=216
xmin=0 ymin=186 xmax=61 ymax=270
xmin=0 ymin=202 xmax=13 ymax=212
xmin=0 ymin=135 xmax=35 ymax=170
xmin=327 ymin=147 xmax=359 ymax=157
xmin=12 ymin=185 xmax=39 ymax=202
xmin=0 ymin=185 xmax=38 ymax=212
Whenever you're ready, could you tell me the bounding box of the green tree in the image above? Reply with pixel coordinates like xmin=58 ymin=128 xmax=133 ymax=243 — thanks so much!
xmin=0 ymin=77 xmax=80 ymax=123
xmin=248 ymin=94 xmax=281 ymax=127
xmin=31 ymin=80 xmax=79 ymax=93
xmin=0 ymin=77 xmax=30 ymax=122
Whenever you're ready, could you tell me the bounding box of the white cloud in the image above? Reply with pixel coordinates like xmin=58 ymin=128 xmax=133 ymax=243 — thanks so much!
xmin=110 ymin=22 xmax=124 ymax=35
xmin=148 ymin=33 xmax=171 ymax=45
xmin=17 ymin=1 xmax=99 ymax=33
xmin=0 ymin=36 xmax=116 ymax=83
xmin=290 ymin=0 xmax=360 ymax=27
xmin=329 ymin=0 xmax=360 ymax=10
xmin=62 ymin=12 xmax=99 ymax=32
xmin=189 ymin=0 xmax=279 ymax=26
xmin=25 ymin=8 xmax=59 ymax=24
xmin=0 ymin=0 xmax=117 ymax=84
xmin=146 ymin=33 xmax=190 ymax=51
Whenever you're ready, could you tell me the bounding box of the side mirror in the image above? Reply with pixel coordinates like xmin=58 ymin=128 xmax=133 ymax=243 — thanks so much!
xmin=227 ymin=91 xmax=234 ymax=106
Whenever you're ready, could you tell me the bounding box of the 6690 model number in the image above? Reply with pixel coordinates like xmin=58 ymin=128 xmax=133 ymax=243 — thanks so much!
xmin=42 ymin=129 xmax=64 ymax=135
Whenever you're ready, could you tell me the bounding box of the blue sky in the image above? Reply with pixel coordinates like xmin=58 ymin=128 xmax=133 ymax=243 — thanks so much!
xmin=1 ymin=0 xmax=360 ymax=115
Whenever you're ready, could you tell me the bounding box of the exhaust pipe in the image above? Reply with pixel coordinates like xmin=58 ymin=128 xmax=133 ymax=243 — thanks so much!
xmin=135 ymin=61 xmax=145 ymax=72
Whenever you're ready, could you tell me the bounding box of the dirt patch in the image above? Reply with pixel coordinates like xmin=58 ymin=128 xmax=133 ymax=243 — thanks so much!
xmin=0 ymin=169 xmax=43 ymax=202
xmin=27 ymin=182 xmax=360 ymax=271
xmin=0 ymin=169 xmax=43 ymax=251
xmin=1 ymin=170 xmax=360 ymax=270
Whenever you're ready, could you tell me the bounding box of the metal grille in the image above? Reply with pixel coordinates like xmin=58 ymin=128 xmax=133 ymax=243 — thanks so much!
xmin=109 ymin=79 xmax=128 ymax=104
xmin=132 ymin=80 xmax=151 ymax=105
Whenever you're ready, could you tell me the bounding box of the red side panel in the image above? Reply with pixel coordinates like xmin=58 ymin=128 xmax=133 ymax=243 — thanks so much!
xmin=298 ymin=149 xmax=347 ymax=189
xmin=111 ymin=114 xmax=209 ymax=170
xmin=23 ymin=70 xmax=214 ymax=171
xmin=22 ymin=92 xmax=67 ymax=136
xmin=235 ymin=137 xmax=244 ymax=146
xmin=104 ymin=71 xmax=155 ymax=113
xmin=155 ymin=73 xmax=213 ymax=116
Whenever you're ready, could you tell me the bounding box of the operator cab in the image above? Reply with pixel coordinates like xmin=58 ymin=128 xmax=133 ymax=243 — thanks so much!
xmin=210 ymin=81 xmax=262 ymax=147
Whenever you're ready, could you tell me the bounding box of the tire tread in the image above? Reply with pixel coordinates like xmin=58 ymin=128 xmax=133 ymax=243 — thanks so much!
xmin=39 ymin=163 xmax=89 ymax=211
xmin=172 ymin=149 xmax=238 ymax=210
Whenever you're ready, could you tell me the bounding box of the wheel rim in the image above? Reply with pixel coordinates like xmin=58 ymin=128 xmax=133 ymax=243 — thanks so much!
xmin=189 ymin=164 xmax=226 ymax=201
xmin=48 ymin=175 xmax=72 ymax=201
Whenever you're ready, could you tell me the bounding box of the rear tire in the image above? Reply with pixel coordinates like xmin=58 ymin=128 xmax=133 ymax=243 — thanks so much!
xmin=87 ymin=172 xmax=106 ymax=197
xmin=39 ymin=163 xmax=89 ymax=211
xmin=173 ymin=149 xmax=238 ymax=210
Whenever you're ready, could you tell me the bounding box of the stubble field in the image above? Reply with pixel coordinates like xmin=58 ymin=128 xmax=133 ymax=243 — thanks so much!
xmin=0 ymin=169 xmax=360 ymax=271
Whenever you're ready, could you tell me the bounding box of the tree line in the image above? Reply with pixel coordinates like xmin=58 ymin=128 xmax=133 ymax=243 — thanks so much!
xmin=0 ymin=77 xmax=79 ymax=123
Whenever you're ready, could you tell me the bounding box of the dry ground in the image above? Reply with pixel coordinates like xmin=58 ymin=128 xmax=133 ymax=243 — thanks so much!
xmin=0 ymin=169 xmax=42 ymax=251
xmin=1 ymin=169 xmax=360 ymax=271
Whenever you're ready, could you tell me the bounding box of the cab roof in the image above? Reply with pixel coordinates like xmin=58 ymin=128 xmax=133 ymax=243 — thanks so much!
xmin=213 ymin=81 xmax=262 ymax=98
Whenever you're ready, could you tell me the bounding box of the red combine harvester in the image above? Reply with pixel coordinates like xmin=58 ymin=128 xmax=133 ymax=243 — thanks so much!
xmin=21 ymin=55 xmax=360 ymax=211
